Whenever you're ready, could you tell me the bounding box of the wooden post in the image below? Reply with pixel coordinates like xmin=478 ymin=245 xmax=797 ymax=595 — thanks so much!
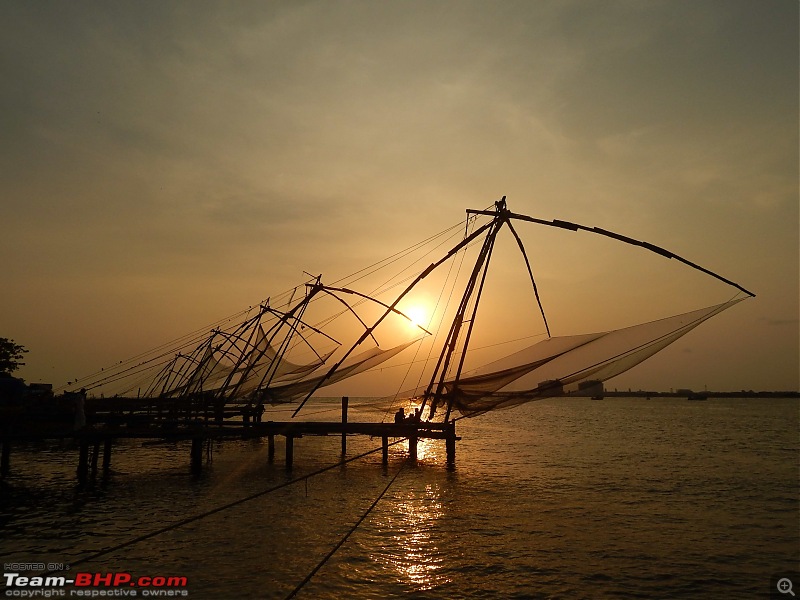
xmin=341 ymin=396 xmax=349 ymax=456
xmin=102 ymin=439 xmax=113 ymax=472
xmin=1 ymin=441 xmax=10 ymax=480
xmin=90 ymin=441 xmax=100 ymax=477
xmin=409 ymin=430 xmax=418 ymax=463
xmin=267 ymin=433 xmax=275 ymax=464
xmin=77 ymin=442 xmax=89 ymax=484
xmin=381 ymin=435 xmax=388 ymax=465
xmin=446 ymin=421 xmax=456 ymax=468
xmin=191 ymin=437 xmax=203 ymax=475
xmin=285 ymin=435 xmax=294 ymax=470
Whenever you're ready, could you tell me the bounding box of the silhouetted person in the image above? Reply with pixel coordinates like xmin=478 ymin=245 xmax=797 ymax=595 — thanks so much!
xmin=394 ymin=407 xmax=405 ymax=423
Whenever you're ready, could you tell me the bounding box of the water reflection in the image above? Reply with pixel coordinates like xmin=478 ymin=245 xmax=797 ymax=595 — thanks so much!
xmin=372 ymin=479 xmax=451 ymax=591
xmin=400 ymin=437 xmax=435 ymax=462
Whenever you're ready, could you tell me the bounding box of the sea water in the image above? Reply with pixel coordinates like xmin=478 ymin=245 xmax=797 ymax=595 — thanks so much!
xmin=1 ymin=397 xmax=797 ymax=599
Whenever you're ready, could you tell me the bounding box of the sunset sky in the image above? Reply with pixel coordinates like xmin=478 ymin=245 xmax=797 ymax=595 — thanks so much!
xmin=1 ymin=1 xmax=797 ymax=394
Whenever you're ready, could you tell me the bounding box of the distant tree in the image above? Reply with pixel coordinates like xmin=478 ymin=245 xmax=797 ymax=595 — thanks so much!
xmin=0 ymin=338 xmax=28 ymax=375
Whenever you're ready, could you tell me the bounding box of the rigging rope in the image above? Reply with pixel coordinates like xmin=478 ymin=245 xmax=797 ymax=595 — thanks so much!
xmin=383 ymin=222 xmax=471 ymax=421
xmin=64 ymin=214 xmax=482 ymax=398
xmin=306 ymin=224 xmax=470 ymax=335
xmin=285 ymin=461 xmax=406 ymax=599
xmin=383 ymin=214 xmax=479 ymax=422
xmin=41 ymin=437 xmax=410 ymax=579
xmin=330 ymin=221 xmax=466 ymax=289
xmin=58 ymin=277 xmax=319 ymax=394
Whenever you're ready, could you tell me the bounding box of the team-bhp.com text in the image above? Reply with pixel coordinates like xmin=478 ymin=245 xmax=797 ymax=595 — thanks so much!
xmin=3 ymin=573 xmax=188 ymax=597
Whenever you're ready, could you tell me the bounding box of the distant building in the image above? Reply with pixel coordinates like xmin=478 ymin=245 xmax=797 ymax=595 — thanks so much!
xmin=575 ymin=380 xmax=604 ymax=398
xmin=537 ymin=379 xmax=564 ymax=396
xmin=28 ymin=383 xmax=53 ymax=397
xmin=0 ymin=376 xmax=53 ymax=404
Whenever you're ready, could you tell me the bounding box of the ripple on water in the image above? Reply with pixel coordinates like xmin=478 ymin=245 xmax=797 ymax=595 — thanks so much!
xmin=0 ymin=397 xmax=797 ymax=599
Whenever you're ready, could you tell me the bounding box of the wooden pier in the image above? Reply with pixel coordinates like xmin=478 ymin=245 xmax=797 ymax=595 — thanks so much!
xmin=0 ymin=398 xmax=460 ymax=484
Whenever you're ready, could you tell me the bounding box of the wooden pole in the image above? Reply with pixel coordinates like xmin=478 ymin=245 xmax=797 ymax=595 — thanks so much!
xmin=446 ymin=421 xmax=456 ymax=467
xmin=90 ymin=441 xmax=100 ymax=477
xmin=191 ymin=437 xmax=203 ymax=475
xmin=421 ymin=213 xmax=502 ymax=420
xmin=77 ymin=442 xmax=89 ymax=484
xmin=381 ymin=435 xmax=388 ymax=465
xmin=285 ymin=435 xmax=294 ymax=470
xmin=102 ymin=439 xmax=112 ymax=472
xmin=292 ymin=220 xmax=496 ymax=418
xmin=341 ymin=396 xmax=349 ymax=456
xmin=409 ymin=430 xmax=418 ymax=463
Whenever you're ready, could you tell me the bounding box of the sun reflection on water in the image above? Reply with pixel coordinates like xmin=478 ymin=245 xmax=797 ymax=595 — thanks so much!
xmin=400 ymin=437 xmax=436 ymax=461
xmin=371 ymin=480 xmax=451 ymax=591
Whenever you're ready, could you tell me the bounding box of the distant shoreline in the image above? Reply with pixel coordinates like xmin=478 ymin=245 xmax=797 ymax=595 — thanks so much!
xmin=599 ymin=390 xmax=799 ymax=399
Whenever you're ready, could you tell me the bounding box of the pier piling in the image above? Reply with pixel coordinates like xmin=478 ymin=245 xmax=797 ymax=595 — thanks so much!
xmin=102 ymin=439 xmax=112 ymax=473
xmin=190 ymin=437 xmax=203 ymax=475
xmin=286 ymin=435 xmax=294 ymax=470
xmin=341 ymin=397 xmax=348 ymax=456
xmin=91 ymin=441 xmax=100 ymax=477
xmin=446 ymin=421 xmax=456 ymax=467
xmin=409 ymin=430 xmax=418 ymax=463
xmin=77 ymin=442 xmax=89 ymax=484
xmin=8 ymin=415 xmax=460 ymax=480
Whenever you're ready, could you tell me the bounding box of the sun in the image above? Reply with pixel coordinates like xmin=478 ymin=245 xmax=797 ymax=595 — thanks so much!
xmin=404 ymin=304 xmax=430 ymax=331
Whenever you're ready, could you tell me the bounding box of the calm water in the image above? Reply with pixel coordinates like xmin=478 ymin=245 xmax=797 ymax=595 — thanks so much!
xmin=1 ymin=397 xmax=798 ymax=599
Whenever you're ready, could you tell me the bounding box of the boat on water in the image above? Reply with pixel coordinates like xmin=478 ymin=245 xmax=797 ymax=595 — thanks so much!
xmin=59 ymin=198 xmax=754 ymax=424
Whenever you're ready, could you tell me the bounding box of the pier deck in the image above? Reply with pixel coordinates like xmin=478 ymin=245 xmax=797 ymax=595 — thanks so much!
xmin=0 ymin=398 xmax=460 ymax=483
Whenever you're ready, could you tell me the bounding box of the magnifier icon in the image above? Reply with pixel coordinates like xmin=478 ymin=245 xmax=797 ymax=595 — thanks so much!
xmin=778 ymin=578 xmax=795 ymax=596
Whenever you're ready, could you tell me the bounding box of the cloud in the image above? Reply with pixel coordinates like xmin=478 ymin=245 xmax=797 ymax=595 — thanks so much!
xmin=1 ymin=1 xmax=797 ymax=391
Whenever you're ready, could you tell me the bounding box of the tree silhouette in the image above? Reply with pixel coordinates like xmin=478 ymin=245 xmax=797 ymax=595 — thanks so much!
xmin=0 ymin=338 xmax=28 ymax=375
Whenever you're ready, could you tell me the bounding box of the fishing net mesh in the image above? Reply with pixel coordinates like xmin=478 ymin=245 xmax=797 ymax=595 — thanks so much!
xmin=415 ymin=299 xmax=743 ymax=417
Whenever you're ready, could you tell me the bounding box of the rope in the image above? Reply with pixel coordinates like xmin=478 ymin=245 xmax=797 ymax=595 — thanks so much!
xmin=285 ymin=461 xmax=406 ymax=599
xmin=382 ymin=216 xmax=477 ymax=422
xmin=41 ymin=437 xmax=409 ymax=578
xmin=63 ymin=213 xmax=483 ymax=398
xmin=382 ymin=255 xmax=459 ymax=421
xmin=58 ymin=278 xmax=317 ymax=394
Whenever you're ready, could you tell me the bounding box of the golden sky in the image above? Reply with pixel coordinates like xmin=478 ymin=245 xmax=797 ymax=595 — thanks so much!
xmin=1 ymin=1 xmax=797 ymax=393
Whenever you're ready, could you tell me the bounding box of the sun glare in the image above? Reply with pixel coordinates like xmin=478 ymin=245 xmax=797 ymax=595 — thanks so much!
xmin=404 ymin=304 xmax=430 ymax=330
